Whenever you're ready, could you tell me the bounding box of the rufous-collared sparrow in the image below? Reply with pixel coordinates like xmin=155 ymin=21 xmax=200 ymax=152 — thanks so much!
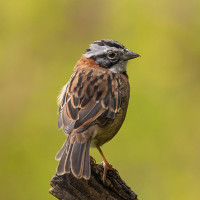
xmin=55 ymin=39 xmax=140 ymax=183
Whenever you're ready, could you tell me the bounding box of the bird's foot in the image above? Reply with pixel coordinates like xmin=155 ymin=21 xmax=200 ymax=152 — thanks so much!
xmin=101 ymin=161 xmax=118 ymax=172
xmin=101 ymin=161 xmax=118 ymax=185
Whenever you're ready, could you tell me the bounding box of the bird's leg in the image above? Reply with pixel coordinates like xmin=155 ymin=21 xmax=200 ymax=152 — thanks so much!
xmin=96 ymin=146 xmax=113 ymax=184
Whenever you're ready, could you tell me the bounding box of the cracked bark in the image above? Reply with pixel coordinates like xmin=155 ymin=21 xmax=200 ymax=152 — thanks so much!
xmin=49 ymin=159 xmax=138 ymax=200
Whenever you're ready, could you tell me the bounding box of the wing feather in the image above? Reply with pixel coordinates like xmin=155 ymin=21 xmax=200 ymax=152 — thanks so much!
xmin=58 ymin=68 xmax=122 ymax=133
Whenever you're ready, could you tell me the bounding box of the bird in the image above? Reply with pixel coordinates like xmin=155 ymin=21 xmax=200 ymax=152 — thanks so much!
xmin=55 ymin=39 xmax=140 ymax=183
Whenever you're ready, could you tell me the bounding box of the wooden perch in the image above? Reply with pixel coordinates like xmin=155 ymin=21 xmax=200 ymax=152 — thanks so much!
xmin=49 ymin=159 xmax=138 ymax=200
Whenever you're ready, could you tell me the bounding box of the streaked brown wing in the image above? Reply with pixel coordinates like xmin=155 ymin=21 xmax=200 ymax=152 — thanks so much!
xmin=58 ymin=68 xmax=121 ymax=134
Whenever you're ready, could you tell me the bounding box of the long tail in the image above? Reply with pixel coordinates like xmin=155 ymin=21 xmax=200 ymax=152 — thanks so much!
xmin=56 ymin=136 xmax=91 ymax=180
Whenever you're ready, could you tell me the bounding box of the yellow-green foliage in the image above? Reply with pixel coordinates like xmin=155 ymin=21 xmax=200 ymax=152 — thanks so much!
xmin=0 ymin=0 xmax=200 ymax=199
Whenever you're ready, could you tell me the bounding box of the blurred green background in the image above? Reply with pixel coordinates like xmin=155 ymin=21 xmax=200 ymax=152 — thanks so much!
xmin=0 ymin=0 xmax=200 ymax=199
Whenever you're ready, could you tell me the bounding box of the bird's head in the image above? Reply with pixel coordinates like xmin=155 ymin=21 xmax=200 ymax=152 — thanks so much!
xmin=84 ymin=39 xmax=140 ymax=74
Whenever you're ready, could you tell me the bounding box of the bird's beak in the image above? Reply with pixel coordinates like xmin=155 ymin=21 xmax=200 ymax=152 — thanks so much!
xmin=122 ymin=50 xmax=140 ymax=61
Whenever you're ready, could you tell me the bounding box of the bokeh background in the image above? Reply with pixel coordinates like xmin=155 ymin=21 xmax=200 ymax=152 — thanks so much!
xmin=0 ymin=0 xmax=200 ymax=199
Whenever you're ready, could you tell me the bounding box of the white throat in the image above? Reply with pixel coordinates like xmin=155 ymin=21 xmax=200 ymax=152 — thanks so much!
xmin=109 ymin=60 xmax=128 ymax=73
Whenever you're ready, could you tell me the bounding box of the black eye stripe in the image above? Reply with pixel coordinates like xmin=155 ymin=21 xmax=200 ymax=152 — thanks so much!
xmin=90 ymin=53 xmax=118 ymax=60
xmin=89 ymin=54 xmax=104 ymax=60
xmin=90 ymin=53 xmax=119 ymax=69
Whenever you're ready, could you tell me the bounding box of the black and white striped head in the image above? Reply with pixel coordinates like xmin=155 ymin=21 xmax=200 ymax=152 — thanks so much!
xmin=84 ymin=39 xmax=140 ymax=74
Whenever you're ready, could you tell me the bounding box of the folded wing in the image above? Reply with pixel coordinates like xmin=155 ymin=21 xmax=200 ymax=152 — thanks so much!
xmin=58 ymin=69 xmax=122 ymax=134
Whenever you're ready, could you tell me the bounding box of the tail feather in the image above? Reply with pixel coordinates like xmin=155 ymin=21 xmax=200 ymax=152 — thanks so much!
xmin=56 ymin=148 xmax=67 ymax=174
xmin=71 ymin=141 xmax=86 ymax=177
xmin=56 ymin=136 xmax=91 ymax=180
xmin=55 ymin=139 xmax=69 ymax=161
xmin=83 ymin=141 xmax=90 ymax=179
xmin=65 ymin=143 xmax=73 ymax=173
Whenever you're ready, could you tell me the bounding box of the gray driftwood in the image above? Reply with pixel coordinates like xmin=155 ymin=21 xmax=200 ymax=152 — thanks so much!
xmin=49 ymin=159 xmax=138 ymax=200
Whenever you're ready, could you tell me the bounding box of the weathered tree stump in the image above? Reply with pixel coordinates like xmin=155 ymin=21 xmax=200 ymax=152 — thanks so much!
xmin=49 ymin=159 xmax=138 ymax=200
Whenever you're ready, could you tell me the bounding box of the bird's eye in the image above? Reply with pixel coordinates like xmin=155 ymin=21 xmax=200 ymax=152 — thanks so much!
xmin=107 ymin=51 xmax=117 ymax=59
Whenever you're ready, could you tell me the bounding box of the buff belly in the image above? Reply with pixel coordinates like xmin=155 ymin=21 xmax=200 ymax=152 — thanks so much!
xmin=90 ymin=107 xmax=127 ymax=147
